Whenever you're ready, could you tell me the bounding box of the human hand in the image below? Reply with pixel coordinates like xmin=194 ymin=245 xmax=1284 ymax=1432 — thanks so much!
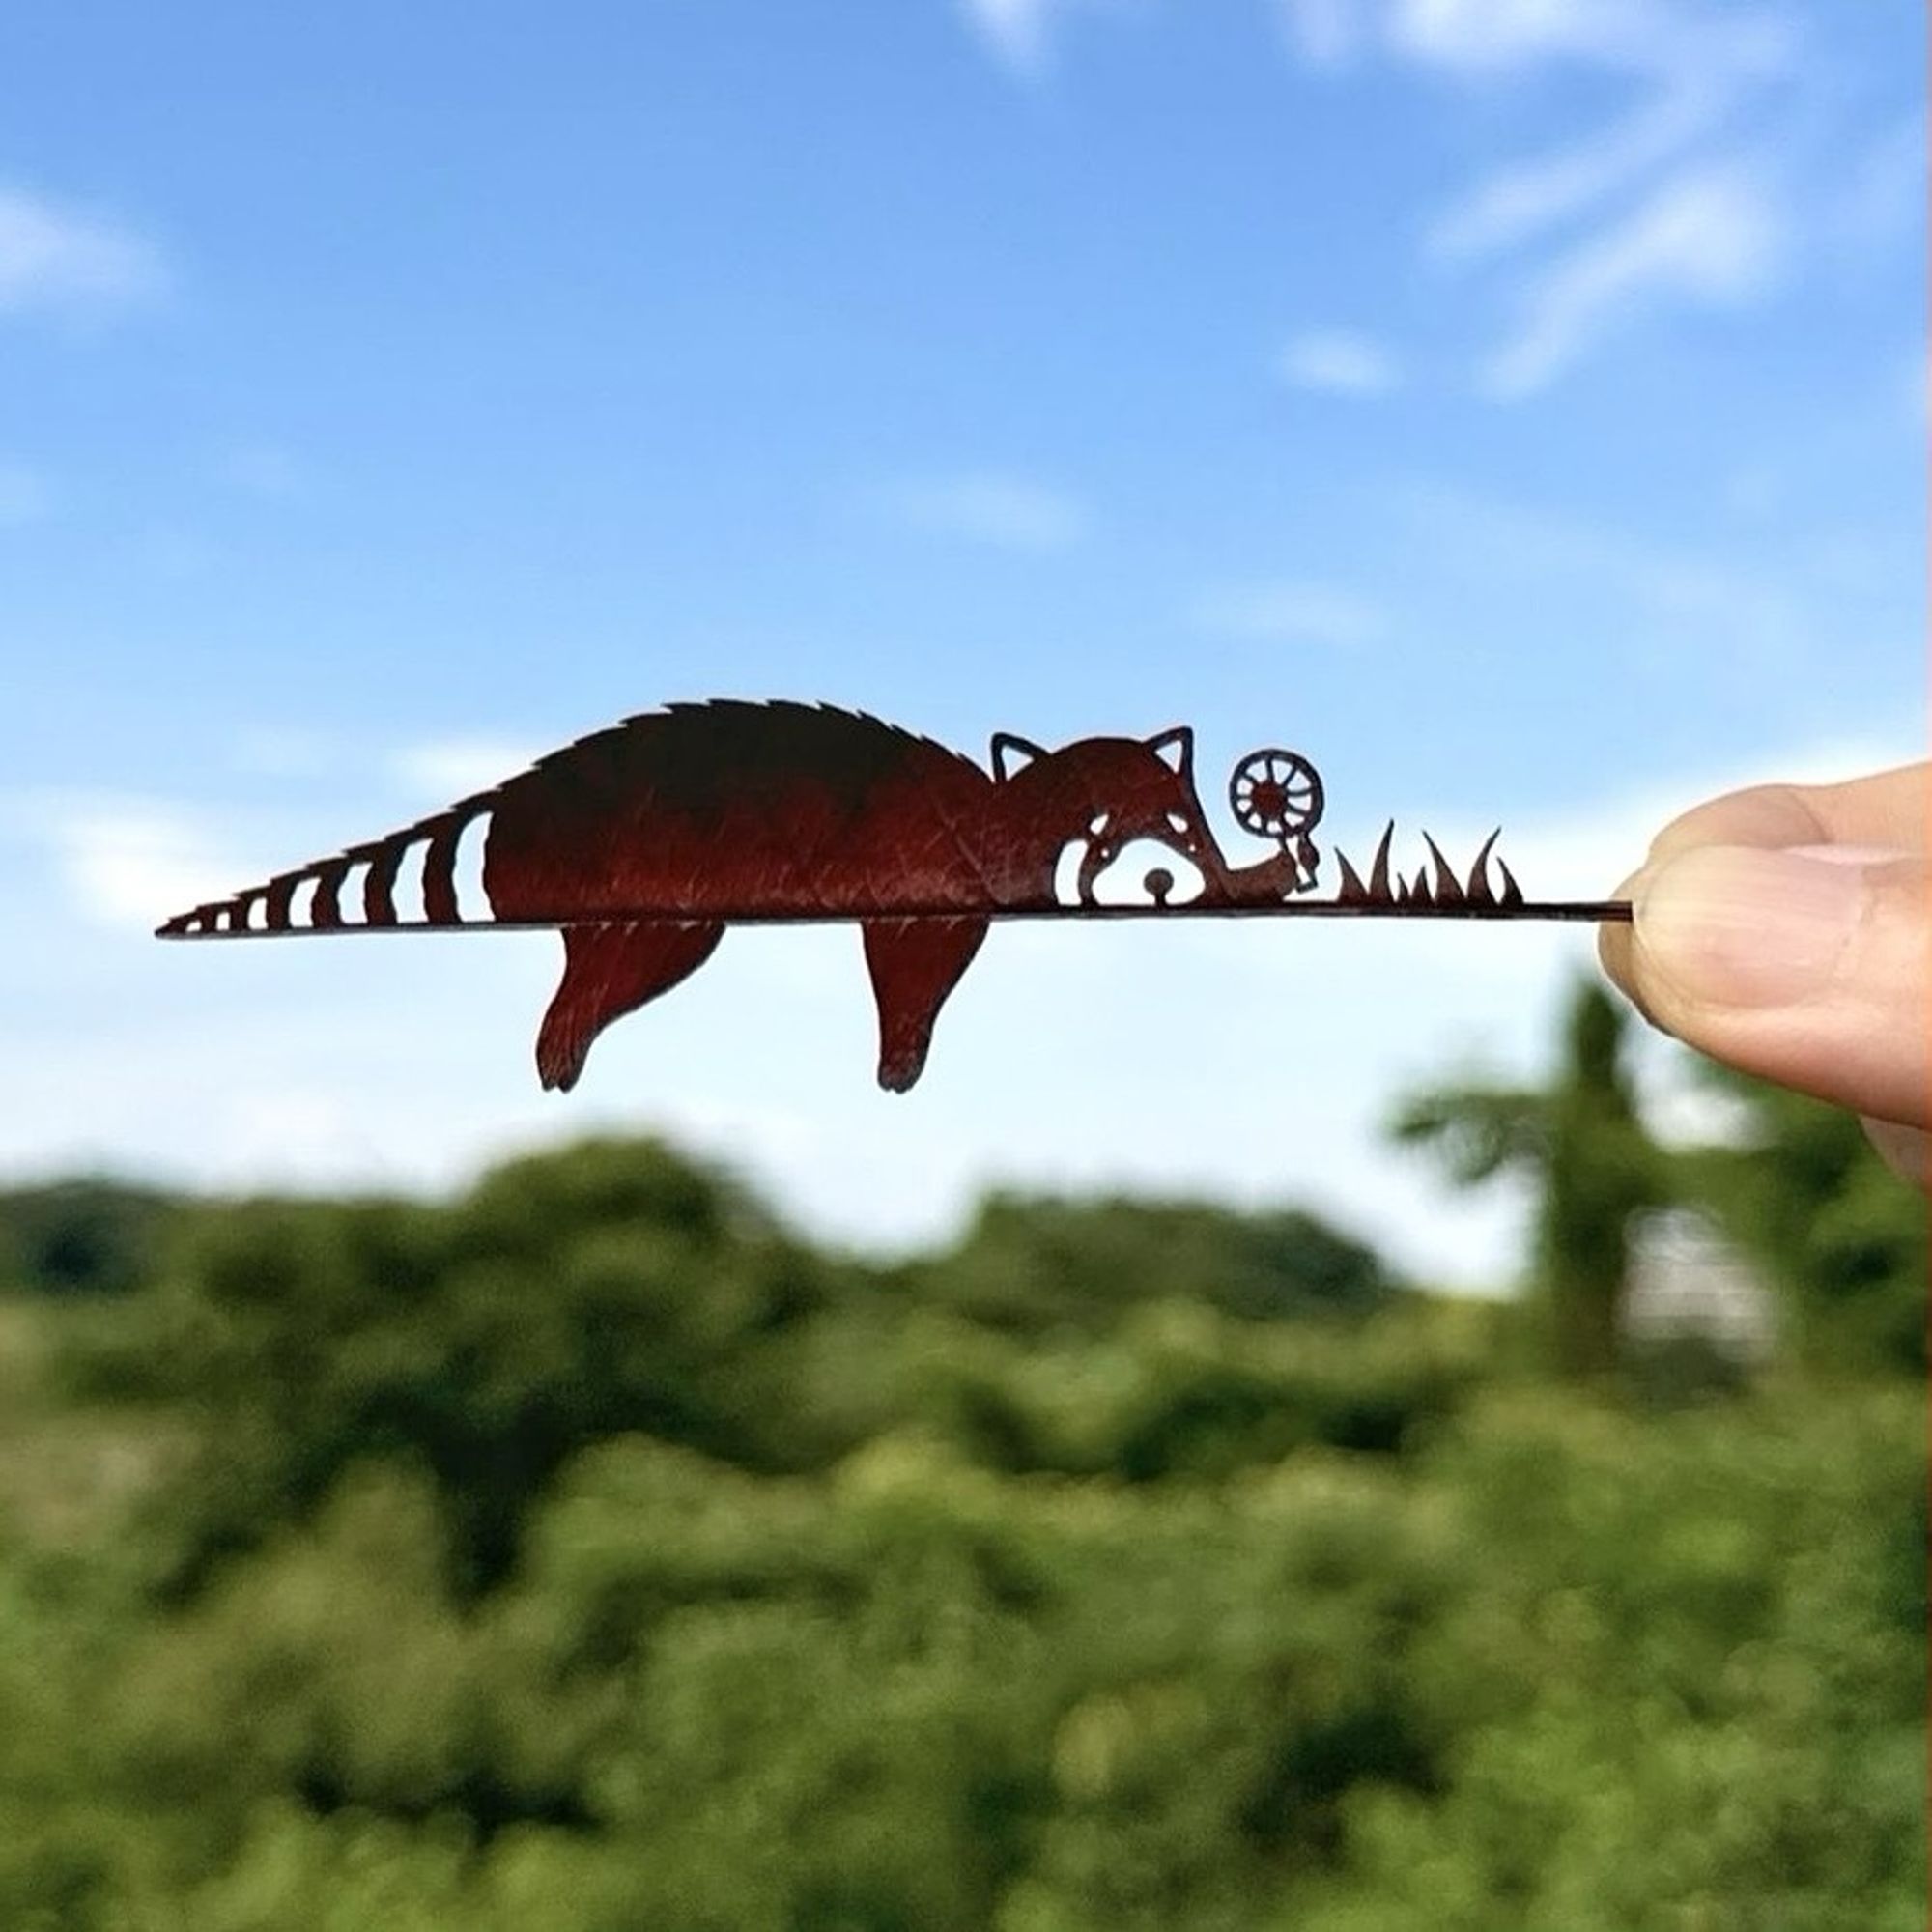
xmin=1599 ymin=762 xmax=1928 ymax=1190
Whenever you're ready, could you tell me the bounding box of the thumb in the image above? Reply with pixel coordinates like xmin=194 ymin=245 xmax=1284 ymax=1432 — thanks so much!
xmin=1615 ymin=844 xmax=1929 ymax=1129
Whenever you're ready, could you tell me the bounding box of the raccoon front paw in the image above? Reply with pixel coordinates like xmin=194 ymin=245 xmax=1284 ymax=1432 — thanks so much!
xmin=875 ymin=1042 xmax=929 ymax=1093
xmin=534 ymin=1013 xmax=591 ymax=1093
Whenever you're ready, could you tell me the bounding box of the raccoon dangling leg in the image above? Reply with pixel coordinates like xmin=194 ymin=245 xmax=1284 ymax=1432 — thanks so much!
xmin=535 ymin=921 xmax=724 ymax=1092
xmin=861 ymin=916 xmax=988 ymax=1093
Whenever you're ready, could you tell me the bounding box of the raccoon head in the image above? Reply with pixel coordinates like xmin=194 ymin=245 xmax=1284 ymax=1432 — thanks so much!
xmin=991 ymin=725 xmax=1230 ymax=907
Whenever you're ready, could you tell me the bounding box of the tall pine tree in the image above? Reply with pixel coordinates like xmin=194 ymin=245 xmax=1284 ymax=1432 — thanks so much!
xmin=1390 ymin=980 xmax=1662 ymax=1378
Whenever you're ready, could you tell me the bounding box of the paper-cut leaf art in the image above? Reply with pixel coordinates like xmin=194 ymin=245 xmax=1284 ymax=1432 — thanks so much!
xmin=157 ymin=699 xmax=1628 ymax=1092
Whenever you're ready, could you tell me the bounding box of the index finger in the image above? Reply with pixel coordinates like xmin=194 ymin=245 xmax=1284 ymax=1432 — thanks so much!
xmin=1599 ymin=762 xmax=1927 ymax=1020
xmin=1644 ymin=763 xmax=1927 ymax=867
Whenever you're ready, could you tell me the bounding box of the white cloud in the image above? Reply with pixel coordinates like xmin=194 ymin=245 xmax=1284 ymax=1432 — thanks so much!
xmin=1422 ymin=6 xmax=1790 ymax=268
xmin=1383 ymin=0 xmax=1691 ymax=75
xmin=0 ymin=462 xmax=49 ymax=525
xmin=960 ymin=0 xmax=1101 ymax=75
xmin=876 ymin=471 xmax=1091 ymax=551
xmin=1391 ymin=478 xmax=1814 ymax=675
xmin=1277 ymin=0 xmax=1364 ymax=68
xmin=224 ymin=729 xmax=536 ymax=795
xmin=0 ymin=185 xmax=165 ymax=317
xmin=17 ymin=794 xmax=246 ymax=930
xmin=1481 ymin=164 xmax=1785 ymax=398
xmin=1283 ymin=0 xmax=1787 ymax=80
xmin=1278 ymin=2 xmax=1820 ymax=395
xmin=391 ymin=738 xmax=540 ymax=802
xmin=1190 ymin=580 xmax=1387 ymax=648
xmin=232 ymin=728 xmax=345 ymax=781
xmin=1277 ymin=328 xmax=1403 ymax=396
xmin=1427 ymin=78 xmax=1718 ymax=266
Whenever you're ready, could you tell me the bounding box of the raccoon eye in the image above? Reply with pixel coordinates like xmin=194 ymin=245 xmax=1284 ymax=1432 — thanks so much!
xmin=1089 ymin=813 xmax=1110 ymax=837
xmin=1167 ymin=812 xmax=1190 ymax=835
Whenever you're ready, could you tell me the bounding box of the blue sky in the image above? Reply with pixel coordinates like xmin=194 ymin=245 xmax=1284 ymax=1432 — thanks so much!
xmin=0 ymin=0 xmax=1921 ymax=1282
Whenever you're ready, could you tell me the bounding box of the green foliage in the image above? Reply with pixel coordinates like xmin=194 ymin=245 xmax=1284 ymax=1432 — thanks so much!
xmin=865 ymin=1297 xmax=1484 ymax=1481
xmin=64 ymin=1140 xmax=849 ymax=1597
xmin=1680 ymin=1066 xmax=1928 ymax=1376
xmin=0 ymin=1126 xmax=1920 ymax=1928
xmin=1392 ymin=981 xmax=1924 ymax=1389
xmin=1392 ymin=981 xmax=1664 ymax=1378
xmin=1294 ymin=1387 xmax=1928 ymax=1932
xmin=905 ymin=1191 xmax=1398 ymax=1336
xmin=1536 ymin=987 xmax=1664 ymax=1378
xmin=0 ymin=1179 xmax=176 ymax=1297
xmin=1385 ymin=1087 xmax=1545 ymax=1188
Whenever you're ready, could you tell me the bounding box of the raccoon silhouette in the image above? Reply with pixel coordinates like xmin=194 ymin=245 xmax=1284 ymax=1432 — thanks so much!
xmin=156 ymin=701 xmax=1322 ymax=1092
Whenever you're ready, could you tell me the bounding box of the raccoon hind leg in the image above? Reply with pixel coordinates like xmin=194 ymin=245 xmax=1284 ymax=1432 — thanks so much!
xmin=862 ymin=916 xmax=989 ymax=1093
xmin=536 ymin=921 xmax=724 ymax=1093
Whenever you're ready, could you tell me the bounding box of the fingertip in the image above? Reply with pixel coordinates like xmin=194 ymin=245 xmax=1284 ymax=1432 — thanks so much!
xmin=1640 ymin=783 xmax=1828 ymax=868
xmin=1634 ymin=845 xmax=1865 ymax=1012
xmin=1863 ymin=1117 xmax=1932 ymax=1193
xmin=1597 ymin=916 xmax=1632 ymax=991
xmin=1621 ymin=845 xmax=1929 ymax=1125
xmin=1596 ymin=871 xmax=1653 ymax=1018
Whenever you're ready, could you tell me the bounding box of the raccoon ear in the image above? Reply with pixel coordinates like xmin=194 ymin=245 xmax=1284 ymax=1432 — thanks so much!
xmin=990 ymin=732 xmax=1049 ymax=782
xmin=1145 ymin=726 xmax=1194 ymax=779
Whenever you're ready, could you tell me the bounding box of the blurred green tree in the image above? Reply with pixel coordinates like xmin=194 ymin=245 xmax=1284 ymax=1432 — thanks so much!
xmin=908 ymin=1192 xmax=1398 ymax=1338
xmin=0 ymin=1112 xmax=1923 ymax=1928
xmin=0 ymin=1180 xmax=175 ymax=1297
xmin=71 ymin=1139 xmax=838 ymax=1596
xmin=1676 ymin=1067 xmax=1927 ymax=1376
xmin=1388 ymin=980 xmax=1664 ymax=1378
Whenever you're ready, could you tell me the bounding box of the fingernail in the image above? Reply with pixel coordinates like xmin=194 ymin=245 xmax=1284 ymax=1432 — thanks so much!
xmin=1635 ymin=845 xmax=1873 ymax=1009
xmin=1784 ymin=844 xmax=1916 ymax=867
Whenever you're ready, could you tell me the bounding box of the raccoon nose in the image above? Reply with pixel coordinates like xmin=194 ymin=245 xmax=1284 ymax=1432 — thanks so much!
xmin=1145 ymin=867 xmax=1175 ymax=907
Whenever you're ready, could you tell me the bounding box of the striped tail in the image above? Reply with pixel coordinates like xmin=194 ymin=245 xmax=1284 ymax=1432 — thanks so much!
xmin=156 ymin=797 xmax=497 ymax=938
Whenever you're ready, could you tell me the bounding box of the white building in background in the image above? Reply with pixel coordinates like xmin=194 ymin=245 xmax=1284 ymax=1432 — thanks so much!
xmin=1622 ymin=1209 xmax=1776 ymax=1364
